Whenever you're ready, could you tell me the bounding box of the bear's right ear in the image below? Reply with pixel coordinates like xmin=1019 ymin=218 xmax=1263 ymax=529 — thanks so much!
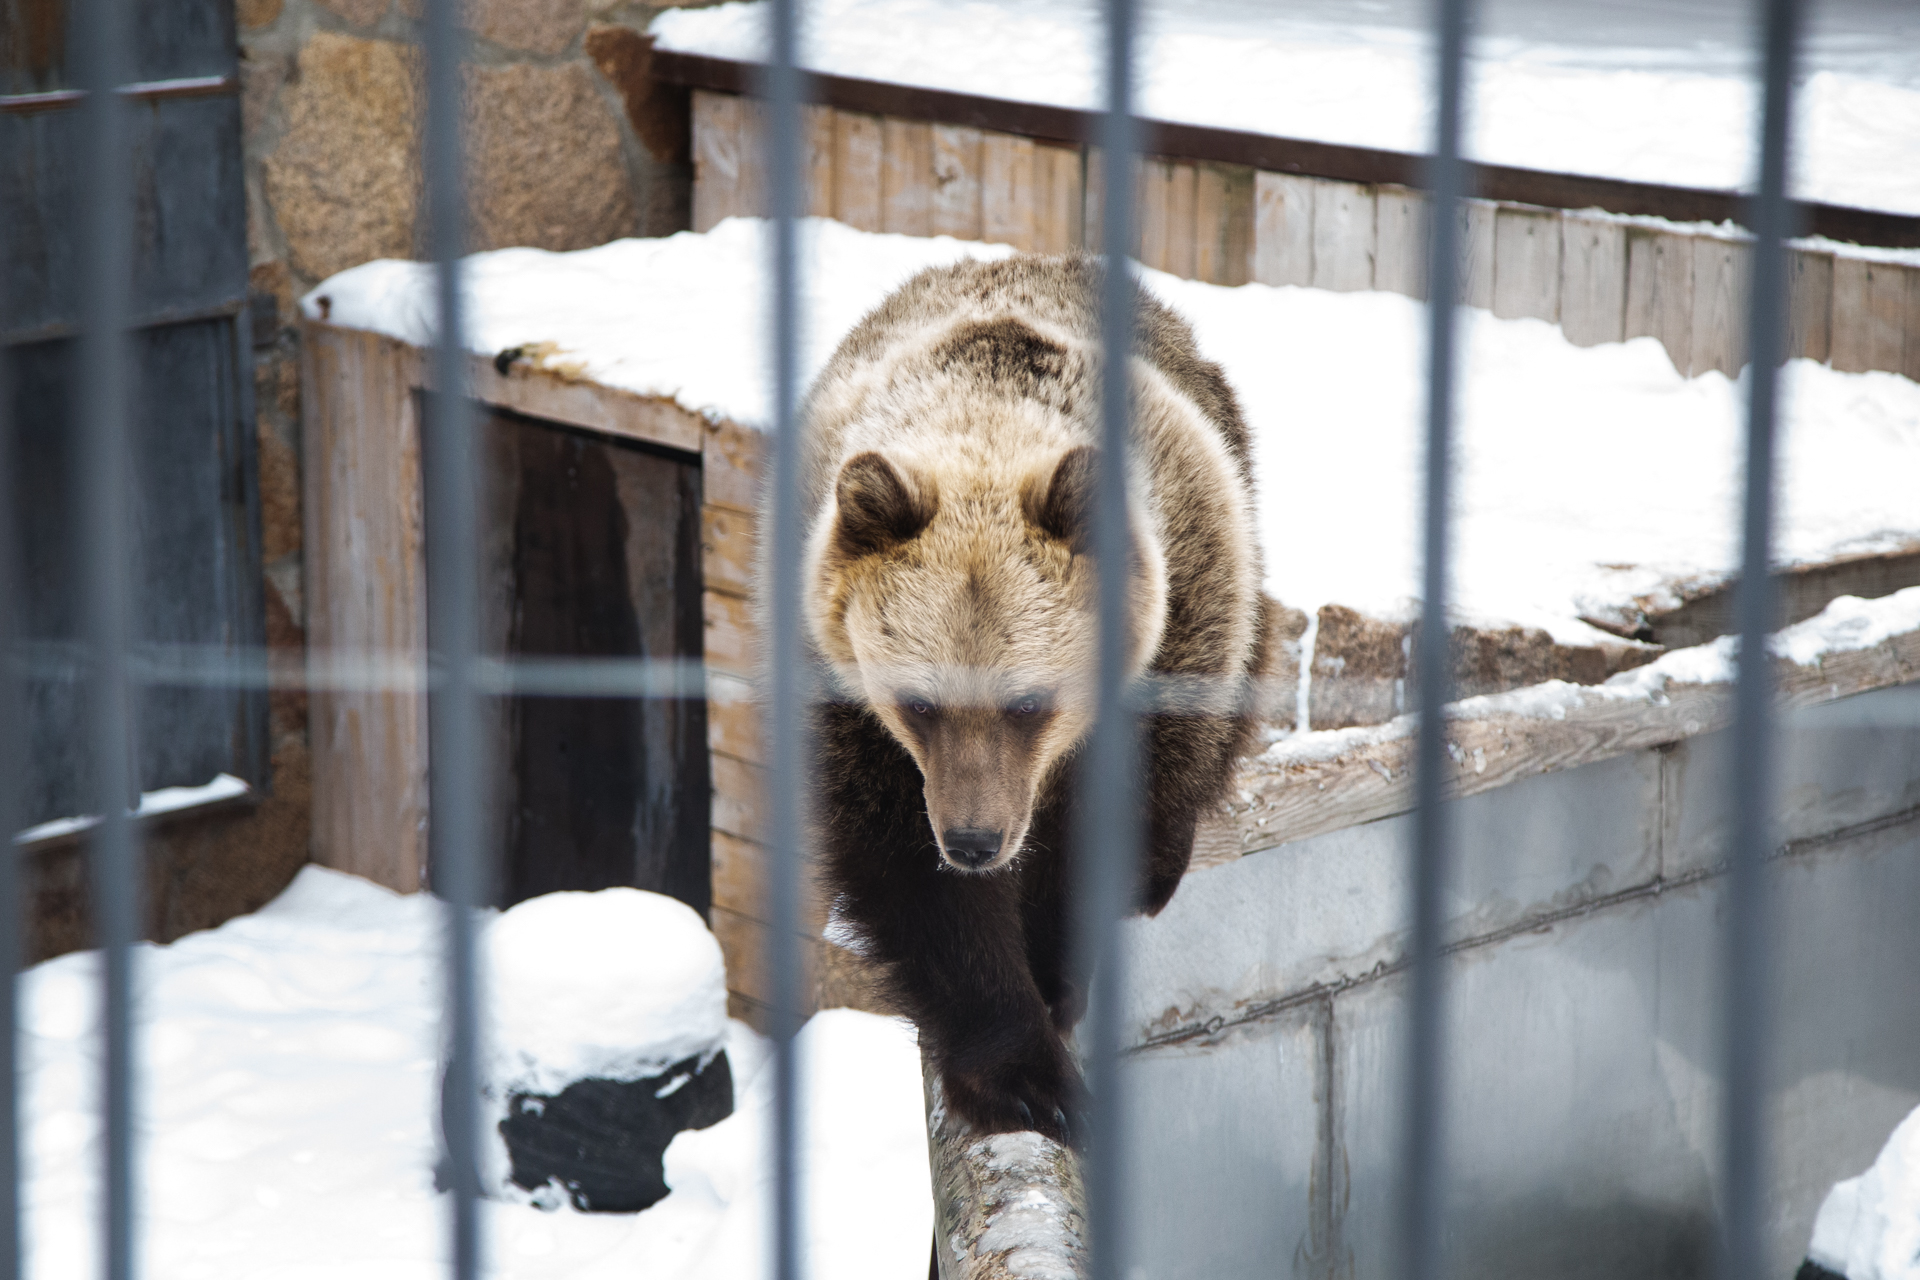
xmin=1023 ymin=445 xmax=1097 ymax=553
xmin=833 ymin=451 xmax=936 ymax=556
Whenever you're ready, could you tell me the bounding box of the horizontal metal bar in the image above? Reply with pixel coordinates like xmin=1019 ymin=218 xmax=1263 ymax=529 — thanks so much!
xmin=0 ymin=74 xmax=238 ymax=116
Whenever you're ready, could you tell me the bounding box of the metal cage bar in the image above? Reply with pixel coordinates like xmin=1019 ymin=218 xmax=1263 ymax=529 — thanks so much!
xmin=0 ymin=217 xmax=20 ymax=1280
xmin=420 ymin=0 xmax=486 ymax=1277
xmin=74 ymin=0 xmax=141 ymax=1276
xmin=764 ymin=0 xmax=807 ymax=1277
xmin=1402 ymin=2 xmax=1469 ymax=1279
xmin=1722 ymin=4 xmax=1802 ymax=1280
xmin=1078 ymin=2 xmax=1143 ymax=1279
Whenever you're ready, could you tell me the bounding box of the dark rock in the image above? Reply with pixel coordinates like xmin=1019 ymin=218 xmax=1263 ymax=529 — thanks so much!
xmin=498 ymin=1050 xmax=733 ymax=1213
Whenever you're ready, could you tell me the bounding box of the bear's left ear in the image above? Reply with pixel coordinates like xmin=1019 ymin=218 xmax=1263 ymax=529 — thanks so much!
xmin=1022 ymin=445 xmax=1097 ymax=553
xmin=833 ymin=451 xmax=937 ymax=556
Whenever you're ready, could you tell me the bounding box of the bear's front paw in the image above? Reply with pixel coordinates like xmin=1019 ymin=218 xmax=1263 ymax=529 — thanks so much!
xmin=943 ymin=1038 xmax=1089 ymax=1150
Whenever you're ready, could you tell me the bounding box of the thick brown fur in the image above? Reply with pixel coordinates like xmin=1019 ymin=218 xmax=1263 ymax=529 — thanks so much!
xmin=761 ymin=255 xmax=1273 ymax=1145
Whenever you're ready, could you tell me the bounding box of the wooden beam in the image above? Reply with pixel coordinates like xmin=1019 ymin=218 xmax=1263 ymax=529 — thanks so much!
xmin=1210 ymin=625 xmax=1920 ymax=865
xmin=653 ymin=51 xmax=1920 ymax=248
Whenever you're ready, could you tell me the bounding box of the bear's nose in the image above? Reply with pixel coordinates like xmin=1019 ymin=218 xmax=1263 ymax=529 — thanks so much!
xmin=942 ymin=828 xmax=1003 ymax=869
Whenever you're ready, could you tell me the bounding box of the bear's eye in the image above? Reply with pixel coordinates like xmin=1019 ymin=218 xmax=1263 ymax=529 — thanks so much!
xmin=1010 ymin=694 xmax=1043 ymax=717
xmin=905 ymin=697 xmax=936 ymax=718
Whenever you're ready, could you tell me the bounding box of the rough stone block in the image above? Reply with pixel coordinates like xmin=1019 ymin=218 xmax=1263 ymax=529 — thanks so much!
xmin=465 ymin=61 xmax=637 ymax=253
xmin=467 ymin=0 xmax=584 ymax=56
xmin=263 ymin=34 xmax=421 ymax=283
xmin=584 ymin=26 xmax=689 ymax=164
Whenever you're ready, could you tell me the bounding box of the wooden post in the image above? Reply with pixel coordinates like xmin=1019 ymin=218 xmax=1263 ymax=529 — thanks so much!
xmin=1625 ymin=228 xmax=1694 ymax=375
xmin=691 ymin=89 xmax=743 ymax=232
xmin=833 ymin=111 xmax=884 ymax=233
xmin=1457 ymin=198 xmax=1496 ymax=310
xmin=932 ymin=125 xmax=985 ymax=240
xmin=1688 ymin=235 xmax=1751 ymax=376
xmin=735 ymin=98 xmax=768 ymax=221
xmin=1787 ymin=248 xmax=1834 ymax=364
xmin=981 ymin=132 xmax=1037 ymax=251
xmin=1082 ymin=147 xmax=1104 ymax=255
xmin=1373 ymin=185 xmax=1427 ymax=300
xmin=1558 ymin=211 xmax=1626 ymax=347
xmin=1034 ymin=144 xmax=1084 ymax=254
xmin=1252 ymin=171 xmax=1313 ymax=287
xmin=882 ymin=117 xmax=934 ymax=236
xmin=1193 ymin=163 xmax=1253 ymax=286
xmin=924 ymin=1062 xmax=1087 ymax=1280
xmin=1137 ymin=158 xmax=1172 ymax=272
xmin=1163 ymin=160 xmax=1199 ymax=279
xmin=805 ymin=105 xmax=836 ymax=219
xmin=1492 ymin=205 xmax=1560 ymax=322
xmin=1907 ymin=266 xmax=1920 ymax=381
xmin=1310 ymin=179 xmax=1375 ymax=292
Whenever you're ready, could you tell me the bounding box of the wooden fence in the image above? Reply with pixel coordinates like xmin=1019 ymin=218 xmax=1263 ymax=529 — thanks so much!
xmin=690 ymin=88 xmax=1920 ymax=382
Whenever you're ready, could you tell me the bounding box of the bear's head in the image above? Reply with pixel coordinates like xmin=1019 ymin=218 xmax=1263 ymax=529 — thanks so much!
xmin=806 ymin=439 xmax=1167 ymax=874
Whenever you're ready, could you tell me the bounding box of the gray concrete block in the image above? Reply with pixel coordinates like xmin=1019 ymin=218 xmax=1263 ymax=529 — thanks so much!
xmin=1125 ymin=1005 xmax=1323 ymax=1279
xmin=1662 ymin=682 xmax=1920 ymax=879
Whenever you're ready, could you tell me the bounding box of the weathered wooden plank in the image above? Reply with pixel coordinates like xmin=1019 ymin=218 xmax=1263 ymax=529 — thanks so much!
xmin=735 ymin=97 xmax=768 ymax=221
xmin=300 ymin=323 xmax=428 ymax=894
xmin=700 ymin=415 xmax=763 ymax=515
xmin=1867 ymin=260 xmax=1912 ymax=372
xmin=703 ymin=587 xmax=758 ymax=678
xmin=1492 ymin=205 xmax=1561 ymax=322
xmin=706 ymin=673 xmax=762 ymax=764
xmin=832 ymin=110 xmax=884 ymax=233
xmin=1034 ymin=143 xmax=1083 ymax=254
xmin=1311 ymin=178 xmax=1375 ymax=292
xmin=1456 ymin=198 xmax=1496 ymax=309
xmin=1191 ymin=162 xmax=1253 ymax=286
xmin=710 ymin=749 xmax=766 ymax=844
xmin=1081 ymin=147 xmax=1105 ymax=254
xmin=926 ymin=1066 xmax=1087 ymax=1280
xmin=463 ymin=349 xmax=704 ymax=455
xmin=880 ymin=116 xmax=933 ymax=236
xmin=1221 ymin=625 xmax=1920 ymax=859
xmin=980 ymin=131 xmax=1037 ymax=250
xmin=805 ymin=105 xmax=836 ymax=218
xmin=711 ymin=905 xmax=824 ymax=1030
xmin=1908 ymin=266 xmax=1920 ymax=381
xmin=690 ymin=89 xmax=742 ymax=232
xmin=1624 ymin=228 xmax=1694 ymax=374
xmin=1558 ymin=211 xmax=1626 ymax=346
xmin=1136 ymin=157 xmax=1172 ymax=271
xmin=1372 ymin=185 xmax=1426 ymax=300
xmin=700 ymin=502 xmax=756 ymax=597
xmin=1787 ymin=248 xmax=1834 ymax=363
xmin=1163 ymin=161 xmax=1198 ymax=279
xmin=1829 ymin=256 xmax=1871 ymax=372
xmin=1688 ymin=235 xmax=1751 ymax=376
xmin=932 ymin=124 xmax=984 ymax=240
xmin=1252 ymin=170 xmax=1314 ymax=287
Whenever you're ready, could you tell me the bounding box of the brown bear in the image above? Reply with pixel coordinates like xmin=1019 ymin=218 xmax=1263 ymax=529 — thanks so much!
xmin=770 ymin=254 xmax=1270 ymax=1145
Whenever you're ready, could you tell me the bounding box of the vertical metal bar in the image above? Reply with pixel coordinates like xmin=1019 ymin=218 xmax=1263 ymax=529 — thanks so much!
xmin=763 ymin=0 xmax=805 ymax=1277
xmin=1721 ymin=3 xmax=1798 ymax=1278
xmin=419 ymin=0 xmax=483 ymax=1276
xmin=75 ymin=0 xmax=141 ymax=1275
xmin=0 ymin=311 xmax=22 ymax=1280
xmin=1077 ymin=1 xmax=1139 ymax=1278
xmin=1403 ymin=2 xmax=1469 ymax=1280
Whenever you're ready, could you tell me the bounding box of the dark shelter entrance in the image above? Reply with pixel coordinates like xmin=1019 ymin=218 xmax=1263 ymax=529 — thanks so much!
xmin=430 ymin=401 xmax=709 ymax=917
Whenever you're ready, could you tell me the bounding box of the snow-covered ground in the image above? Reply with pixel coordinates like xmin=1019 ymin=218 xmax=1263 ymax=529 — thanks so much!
xmin=303 ymin=218 xmax=1920 ymax=647
xmin=20 ymin=867 xmax=932 ymax=1278
xmin=649 ymin=0 xmax=1920 ymax=216
xmin=1809 ymin=1103 xmax=1920 ymax=1280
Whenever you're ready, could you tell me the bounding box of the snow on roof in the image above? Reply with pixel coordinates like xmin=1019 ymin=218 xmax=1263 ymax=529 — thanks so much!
xmin=302 ymin=217 xmax=1920 ymax=645
xmin=649 ymin=0 xmax=1920 ymax=218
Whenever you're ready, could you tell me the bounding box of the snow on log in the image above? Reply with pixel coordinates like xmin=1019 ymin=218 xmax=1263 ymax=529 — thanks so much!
xmin=923 ymin=1057 xmax=1087 ymax=1280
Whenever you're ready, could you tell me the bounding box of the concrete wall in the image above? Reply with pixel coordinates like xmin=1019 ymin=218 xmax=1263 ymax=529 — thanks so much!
xmin=1121 ymin=681 xmax=1920 ymax=1280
